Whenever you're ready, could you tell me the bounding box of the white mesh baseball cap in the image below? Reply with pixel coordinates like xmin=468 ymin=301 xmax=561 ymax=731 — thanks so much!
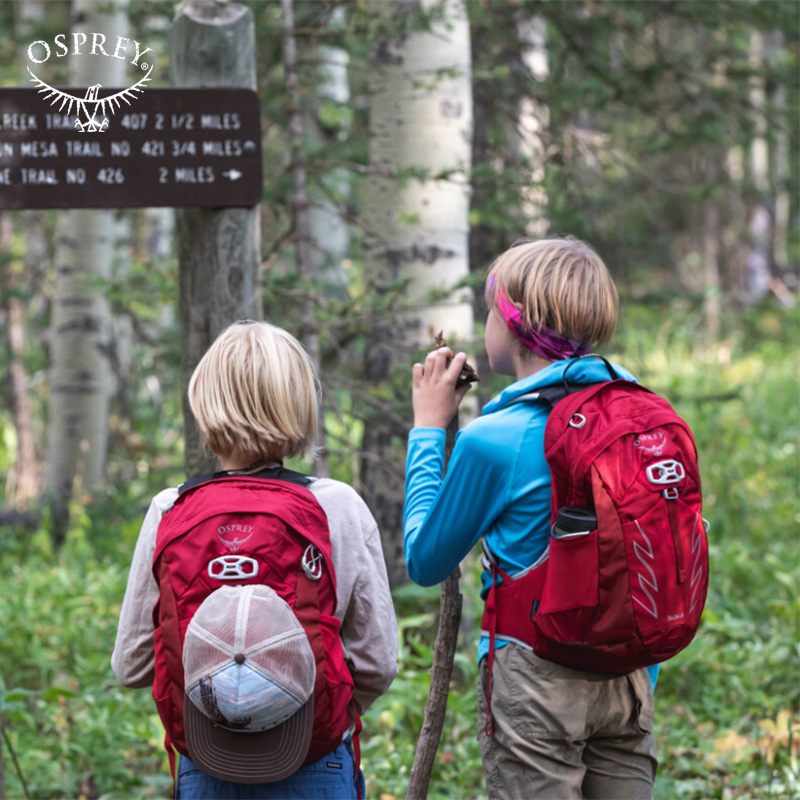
xmin=182 ymin=584 xmax=316 ymax=783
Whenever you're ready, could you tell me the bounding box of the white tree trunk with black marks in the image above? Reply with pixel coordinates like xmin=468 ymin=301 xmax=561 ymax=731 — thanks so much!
xmin=305 ymin=6 xmax=351 ymax=298
xmin=5 ymin=0 xmax=47 ymax=510
xmin=45 ymin=0 xmax=129 ymax=530
xmin=361 ymin=0 xmax=474 ymax=587
xmin=2 ymin=213 xmax=40 ymax=509
xmin=745 ymin=30 xmax=771 ymax=304
xmin=514 ymin=16 xmax=549 ymax=238
xmin=364 ymin=0 xmax=473 ymax=350
xmin=703 ymin=201 xmax=721 ymax=340
xmin=764 ymin=31 xmax=794 ymax=306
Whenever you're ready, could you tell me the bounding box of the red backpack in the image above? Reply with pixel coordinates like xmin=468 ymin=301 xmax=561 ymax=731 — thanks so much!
xmin=482 ymin=357 xmax=709 ymax=689
xmin=151 ymin=467 xmax=356 ymax=777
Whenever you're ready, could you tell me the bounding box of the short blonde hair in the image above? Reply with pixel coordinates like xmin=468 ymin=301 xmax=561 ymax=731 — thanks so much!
xmin=486 ymin=237 xmax=618 ymax=351
xmin=188 ymin=321 xmax=318 ymax=462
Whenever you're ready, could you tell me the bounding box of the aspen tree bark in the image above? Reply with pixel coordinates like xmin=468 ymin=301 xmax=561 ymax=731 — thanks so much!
xmin=143 ymin=10 xmax=175 ymax=271
xmin=771 ymin=54 xmax=790 ymax=275
xmin=363 ymin=0 xmax=473 ymax=349
xmin=110 ymin=213 xmax=134 ymax=417
xmin=141 ymin=6 xmax=176 ymax=349
xmin=766 ymin=31 xmax=793 ymax=306
xmin=6 ymin=0 xmax=47 ymax=509
xmin=703 ymin=201 xmax=721 ymax=340
xmin=361 ymin=0 xmax=474 ymax=587
xmin=469 ymin=18 xmax=504 ymax=411
xmin=169 ymin=0 xmax=261 ymax=478
xmin=305 ymin=6 xmax=351 ymax=298
xmin=45 ymin=0 xmax=129 ymax=539
xmin=2 ymin=214 xmax=40 ymax=509
xmin=514 ymin=16 xmax=550 ymax=238
xmin=745 ymin=30 xmax=771 ymax=304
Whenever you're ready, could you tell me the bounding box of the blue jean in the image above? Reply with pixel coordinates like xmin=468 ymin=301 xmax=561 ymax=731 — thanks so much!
xmin=175 ymin=737 xmax=364 ymax=800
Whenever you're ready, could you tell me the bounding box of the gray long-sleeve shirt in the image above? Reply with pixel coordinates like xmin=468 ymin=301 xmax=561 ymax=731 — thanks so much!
xmin=111 ymin=477 xmax=399 ymax=715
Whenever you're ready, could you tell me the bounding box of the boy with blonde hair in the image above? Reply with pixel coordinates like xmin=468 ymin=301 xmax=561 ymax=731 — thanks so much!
xmin=405 ymin=239 xmax=658 ymax=799
xmin=113 ymin=321 xmax=398 ymax=799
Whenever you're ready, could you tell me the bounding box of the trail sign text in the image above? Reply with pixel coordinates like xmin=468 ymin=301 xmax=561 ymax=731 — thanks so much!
xmin=0 ymin=87 xmax=263 ymax=209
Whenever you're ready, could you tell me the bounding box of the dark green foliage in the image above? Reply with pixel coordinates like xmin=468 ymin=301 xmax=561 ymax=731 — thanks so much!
xmin=468 ymin=0 xmax=799 ymax=297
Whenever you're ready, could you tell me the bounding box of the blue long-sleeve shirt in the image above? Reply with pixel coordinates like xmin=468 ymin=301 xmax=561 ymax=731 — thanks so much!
xmin=404 ymin=357 xmax=659 ymax=688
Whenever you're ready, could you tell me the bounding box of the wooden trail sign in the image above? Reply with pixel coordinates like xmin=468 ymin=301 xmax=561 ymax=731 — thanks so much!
xmin=0 ymin=87 xmax=262 ymax=209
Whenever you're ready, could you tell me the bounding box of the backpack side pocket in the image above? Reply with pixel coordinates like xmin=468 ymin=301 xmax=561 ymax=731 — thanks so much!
xmin=536 ymin=530 xmax=599 ymax=643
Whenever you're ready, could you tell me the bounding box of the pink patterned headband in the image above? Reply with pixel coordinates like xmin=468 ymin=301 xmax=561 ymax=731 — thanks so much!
xmin=490 ymin=276 xmax=589 ymax=361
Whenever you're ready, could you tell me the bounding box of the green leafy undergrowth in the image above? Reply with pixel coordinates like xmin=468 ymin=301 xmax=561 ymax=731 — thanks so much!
xmin=614 ymin=304 xmax=800 ymax=799
xmin=0 ymin=548 xmax=169 ymax=798
xmin=1 ymin=305 xmax=796 ymax=798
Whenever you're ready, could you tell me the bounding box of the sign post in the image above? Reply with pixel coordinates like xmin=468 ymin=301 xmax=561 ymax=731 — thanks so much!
xmin=169 ymin=0 xmax=262 ymax=479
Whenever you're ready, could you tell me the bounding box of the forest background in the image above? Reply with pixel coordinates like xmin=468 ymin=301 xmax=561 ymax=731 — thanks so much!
xmin=0 ymin=0 xmax=798 ymax=798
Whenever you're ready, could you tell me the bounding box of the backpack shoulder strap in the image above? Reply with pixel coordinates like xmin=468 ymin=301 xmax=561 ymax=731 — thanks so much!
xmin=505 ymin=385 xmax=569 ymax=410
xmin=507 ymin=355 xmax=622 ymax=411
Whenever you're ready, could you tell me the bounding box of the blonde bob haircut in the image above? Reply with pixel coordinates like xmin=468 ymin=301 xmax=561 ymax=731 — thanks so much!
xmin=486 ymin=237 xmax=619 ymax=353
xmin=188 ymin=321 xmax=318 ymax=463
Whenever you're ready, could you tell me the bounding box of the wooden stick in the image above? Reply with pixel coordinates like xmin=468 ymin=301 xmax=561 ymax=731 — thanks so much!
xmin=406 ymin=413 xmax=463 ymax=800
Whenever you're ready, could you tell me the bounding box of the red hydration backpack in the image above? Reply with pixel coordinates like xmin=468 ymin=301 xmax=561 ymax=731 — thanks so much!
xmin=482 ymin=357 xmax=709 ymax=686
xmin=151 ymin=467 xmax=356 ymax=778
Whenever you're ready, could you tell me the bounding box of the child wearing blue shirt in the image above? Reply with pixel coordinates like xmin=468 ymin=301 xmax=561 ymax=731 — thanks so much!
xmin=404 ymin=238 xmax=657 ymax=799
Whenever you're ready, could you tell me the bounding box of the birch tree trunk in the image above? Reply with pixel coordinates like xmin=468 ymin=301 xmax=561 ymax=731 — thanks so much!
xmin=2 ymin=211 xmax=40 ymax=508
xmin=143 ymin=8 xmax=175 ymax=267
xmin=744 ymin=30 xmax=772 ymax=304
xmin=361 ymin=0 xmax=474 ymax=586
xmin=514 ymin=16 xmax=549 ymax=238
xmin=305 ymin=5 xmax=351 ymax=298
xmin=765 ymin=31 xmax=793 ymax=307
xmin=770 ymin=33 xmax=790 ymax=276
xmin=45 ymin=0 xmax=129 ymax=539
xmin=5 ymin=0 xmax=47 ymax=509
xmin=169 ymin=0 xmax=261 ymax=479
xmin=703 ymin=200 xmax=721 ymax=340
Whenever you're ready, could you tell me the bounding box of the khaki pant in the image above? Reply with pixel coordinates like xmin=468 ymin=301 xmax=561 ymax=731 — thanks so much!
xmin=477 ymin=644 xmax=658 ymax=800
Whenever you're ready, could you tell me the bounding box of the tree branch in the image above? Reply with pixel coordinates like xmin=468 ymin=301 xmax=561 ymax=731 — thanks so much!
xmin=407 ymin=413 xmax=463 ymax=799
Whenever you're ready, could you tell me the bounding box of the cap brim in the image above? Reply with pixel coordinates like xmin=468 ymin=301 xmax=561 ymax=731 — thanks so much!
xmin=184 ymin=693 xmax=314 ymax=784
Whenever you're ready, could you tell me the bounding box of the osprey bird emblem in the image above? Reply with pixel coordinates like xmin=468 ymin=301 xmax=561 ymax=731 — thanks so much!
xmin=217 ymin=530 xmax=254 ymax=552
xmin=27 ymin=64 xmax=153 ymax=132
